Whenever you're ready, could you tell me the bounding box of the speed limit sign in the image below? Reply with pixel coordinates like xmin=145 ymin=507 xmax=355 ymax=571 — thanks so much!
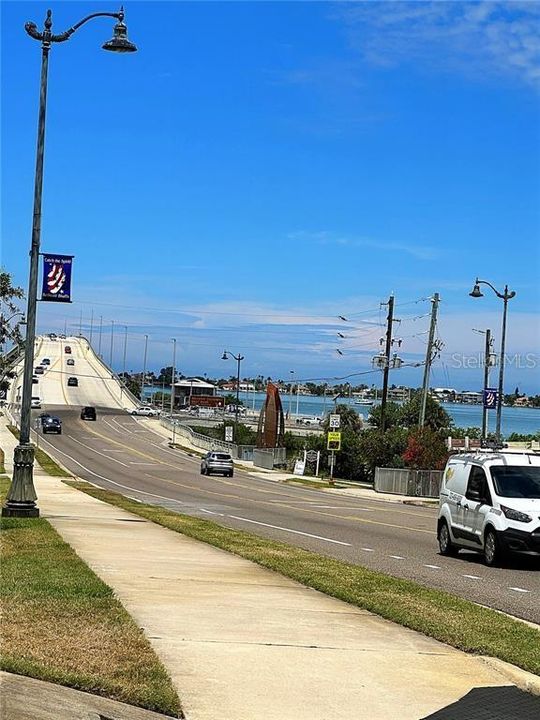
xmin=329 ymin=414 xmax=340 ymax=429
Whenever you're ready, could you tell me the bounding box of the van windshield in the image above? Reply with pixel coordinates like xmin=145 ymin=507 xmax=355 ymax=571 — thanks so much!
xmin=490 ymin=466 xmax=540 ymax=499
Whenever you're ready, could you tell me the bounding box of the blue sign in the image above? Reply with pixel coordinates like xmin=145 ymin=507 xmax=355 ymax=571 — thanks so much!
xmin=483 ymin=388 xmax=498 ymax=410
xmin=41 ymin=254 xmax=73 ymax=303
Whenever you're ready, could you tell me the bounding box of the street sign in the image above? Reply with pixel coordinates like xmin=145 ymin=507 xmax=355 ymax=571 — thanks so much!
xmin=293 ymin=459 xmax=305 ymax=476
xmin=483 ymin=388 xmax=498 ymax=410
xmin=327 ymin=431 xmax=341 ymax=451
xmin=305 ymin=450 xmax=318 ymax=462
xmin=225 ymin=426 xmax=233 ymax=442
xmin=329 ymin=413 xmax=340 ymax=429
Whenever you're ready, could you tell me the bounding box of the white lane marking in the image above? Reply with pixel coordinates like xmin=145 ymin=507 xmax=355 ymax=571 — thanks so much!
xmin=310 ymin=505 xmax=374 ymax=511
xmin=126 ymin=496 xmax=142 ymax=503
xmin=129 ymin=462 xmax=160 ymax=466
xmin=98 ymin=449 xmax=126 ymax=453
xmin=67 ymin=435 xmax=129 ymax=467
xmin=110 ymin=417 xmax=133 ymax=434
xmin=361 ymin=547 xmax=375 ymax=552
xmin=200 ymin=508 xmax=225 ymax=516
xmin=463 ymin=574 xmax=482 ymax=580
xmin=37 ymin=438 xmax=184 ymax=504
xmin=228 ymin=515 xmax=352 ymax=546
xmin=424 ymin=564 xmax=441 ymax=570
xmin=103 ymin=419 xmax=122 ymax=434
xmin=509 ymin=587 xmax=530 ymax=594
xmin=389 ymin=555 xmax=405 ymax=560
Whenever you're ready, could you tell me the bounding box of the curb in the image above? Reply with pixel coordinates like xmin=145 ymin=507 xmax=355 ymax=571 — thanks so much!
xmin=480 ymin=656 xmax=540 ymax=696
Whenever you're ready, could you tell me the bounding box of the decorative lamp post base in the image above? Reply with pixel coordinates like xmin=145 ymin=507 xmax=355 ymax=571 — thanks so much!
xmin=2 ymin=443 xmax=39 ymax=518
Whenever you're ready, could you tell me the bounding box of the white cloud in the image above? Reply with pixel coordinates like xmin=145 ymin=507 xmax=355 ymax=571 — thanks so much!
xmin=289 ymin=229 xmax=439 ymax=260
xmin=338 ymin=1 xmax=540 ymax=87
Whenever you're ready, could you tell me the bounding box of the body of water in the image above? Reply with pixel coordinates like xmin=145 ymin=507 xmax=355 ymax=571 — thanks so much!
xmin=142 ymin=387 xmax=539 ymax=437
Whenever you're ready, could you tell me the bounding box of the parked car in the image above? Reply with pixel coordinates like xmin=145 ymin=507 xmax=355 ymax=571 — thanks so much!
xmin=42 ymin=416 xmax=62 ymax=434
xmin=129 ymin=406 xmax=158 ymax=417
xmin=41 ymin=358 xmax=51 ymax=365
xmin=34 ymin=366 xmax=44 ymax=375
xmin=31 ymin=397 xmax=41 ymax=409
xmin=437 ymin=451 xmax=540 ymax=566
xmin=200 ymin=451 xmax=234 ymax=477
xmin=66 ymin=358 xmax=75 ymax=366
xmin=67 ymin=376 xmax=78 ymax=387
xmin=64 ymin=346 xmax=72 ymax=354
xmin=80 ymin=406 xmax=96 ymax=421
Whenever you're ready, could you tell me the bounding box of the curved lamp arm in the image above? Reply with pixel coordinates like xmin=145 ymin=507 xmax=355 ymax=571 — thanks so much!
xmin=25 ymin=7 xmax=126 ymax=47
xmin=475 ymin=278 xmax=516 ymax=301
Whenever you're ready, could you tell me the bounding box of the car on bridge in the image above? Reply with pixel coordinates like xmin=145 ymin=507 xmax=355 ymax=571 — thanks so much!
xmin=34 ymin=366 xmax=44 ymax=375
xmin=31 ymin=397 xmax=41 ymax=409
xmin=80 ymin=406 xmax=96 ymax=421
xmin=64 ymin=346 xmax=72 ymax=354
xmin=200 ymin=451 xmax=234 ymax=478
xmin=129 ymin=406 xmax=159 ymax=417
xmin=41 ymin=358 xmax=51 ymax=365
xmin=67 ymin=377 xmax=78 ymax=387
xmin=66 ymin=358 xmax=75 ymax=366
xmin=42 ymin=416 xmax=62 ymax=434
xmin=32 ymin=376 xmax=39 ymax=384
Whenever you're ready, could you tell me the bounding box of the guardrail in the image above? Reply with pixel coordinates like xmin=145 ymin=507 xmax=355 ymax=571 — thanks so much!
xmin=374 ymin=467 xmax=443 ymax=498
xmin=160 ymin=416 xmax=252 ymax=459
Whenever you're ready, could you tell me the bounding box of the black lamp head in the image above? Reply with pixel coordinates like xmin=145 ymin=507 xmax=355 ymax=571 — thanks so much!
xmin=221 ymin=351 xmax=228 ymax=360
xmin=469 ymin=282 xmax=483 ymax=298
xmin=102 ymin=10 xmax=137 ymax=53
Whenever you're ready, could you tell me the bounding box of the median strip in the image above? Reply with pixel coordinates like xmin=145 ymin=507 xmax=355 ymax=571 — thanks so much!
xmin=66 ymin=479 xmax=540 ymax=678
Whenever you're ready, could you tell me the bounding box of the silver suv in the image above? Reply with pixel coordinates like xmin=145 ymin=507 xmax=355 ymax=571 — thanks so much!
xmin=201 ymin=452 xmax=234 ymax=477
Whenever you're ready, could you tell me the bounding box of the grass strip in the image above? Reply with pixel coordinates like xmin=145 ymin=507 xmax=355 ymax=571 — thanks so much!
xmin=7 ymin=424 xmax=71 ymax=477
xmin=0 ymin=477 xmax=181 ymax=717
xmin=282 ymin=477 xmax=347 ymax=489
xmin=67 ymin=479 xmax=540 ymax=677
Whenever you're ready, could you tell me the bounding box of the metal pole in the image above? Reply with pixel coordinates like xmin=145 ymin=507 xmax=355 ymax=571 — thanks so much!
xmin=235 ymin=355 xmax=241 ymax=434
xmin=141 ymin=334 xmax=148 ymax=403
xmin=496 ymin=293 xmax=509 ymax=442
xmin=481 ymin=329 xmax=491 ymax=440
xmin=78 ymin=308 xmax=83 ymax=337
xmin=295 ymin=380 xmax=300 ymax=416
xmin=109 ymin=320 xmax=114 ymax=367
xmin=120 ymin=325 xmax=127 ymax=402
xmin=4 ymin=35 xmax=51 ymax=517
xmin=89 ymin=307 xmax=94 ymax=346
xmin=380 ymin=295 xmax=395 ymax=433
xmin=98 ymin=315 xmax=103 ymax=357
xmin=419 ymin=292 xmax=440 ymax=427
xmin=288 ymin=370 xmax=293 ymax=419
xmin=170 ymin=338 xmax=176 ymax=445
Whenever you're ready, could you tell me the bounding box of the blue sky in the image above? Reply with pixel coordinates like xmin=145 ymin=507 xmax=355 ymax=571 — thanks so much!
xmin=2 ymin=1 xmax=539 ymax=391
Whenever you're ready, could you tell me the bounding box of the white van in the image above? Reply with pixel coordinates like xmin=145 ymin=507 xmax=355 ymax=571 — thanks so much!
xmin=437 ymin=451 xmax=540 ymax=566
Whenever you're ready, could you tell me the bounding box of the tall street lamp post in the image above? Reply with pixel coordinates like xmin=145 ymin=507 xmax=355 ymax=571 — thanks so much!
xmin=141 ymin=334 xmax=148 ymax=404
xmin=170 ymin=338 xmax=177 ymax=445
xmin=222 ymin=350 xmax=244 ymax=438
xmin=3 ymin=7 xmax=137 ymax=519
xmin=288 ymin=370 xmax=294 ymax=419
xmin=469 ymin=279 xmax=516 ymax=444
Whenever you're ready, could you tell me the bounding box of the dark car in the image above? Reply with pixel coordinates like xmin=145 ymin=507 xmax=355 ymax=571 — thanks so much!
xmin=42 ymin=416 xmax=62 ymax=434
xmin=64 ymin=346 xmax=72 ymax=354
xmin=80 ymin=406 xmax=96 ymax=421
xmin=41 ymin=358 xmax=51 ymax=365
xmin=38 ymin=412 xmax=52 ymax=425
xmin=34 ymin=366 xmax=44 ymax=375
xmin=32 ymin=376 xmax=39 ymax=384
xmin=200 ymin=451 xmax=234 ymax=477
xmin=67 ymin=376 xmax=78 ymax=387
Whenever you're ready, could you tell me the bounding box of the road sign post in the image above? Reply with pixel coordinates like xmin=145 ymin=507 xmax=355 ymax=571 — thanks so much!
xmin=327 ymin=431 xmax=341 ymax=485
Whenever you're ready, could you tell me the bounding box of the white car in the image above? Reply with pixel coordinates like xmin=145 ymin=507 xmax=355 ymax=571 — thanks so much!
xmin=437 ymin=450 xmax=540 ymax=566
xmin=130 ymin=406 xmax=159 ymax=417
xmin=31 ymin=397 xmax=42 ymax=409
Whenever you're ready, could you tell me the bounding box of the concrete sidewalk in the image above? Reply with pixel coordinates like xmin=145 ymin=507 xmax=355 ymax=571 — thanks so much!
xmin=2 ymin=418 xmax=534 ymax=720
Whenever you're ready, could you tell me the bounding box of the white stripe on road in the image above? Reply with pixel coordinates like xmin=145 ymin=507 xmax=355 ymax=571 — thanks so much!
xmin=389 ymin=555 xmax=405 ymax=560
xmin=509 ymin=587 xmax=530 ymax=593
xmin=103 ymin=419 xmax=122 ymax=434
xmin=424 ymin=564 xmax=441 ymax=569
xmin=361 ymin=547 xmax=375 ymax=552
xmin=129 ymin=462 xmax=160 ymax=466
xmin=463 ymin=575 xmax=482 ymax=580
xmin=227 ymin=515 xmax=351 ymax=546
xmin=200 ymin=508 xmax=225 ymax=516
xmin=67 ymin=435 xmax=129 ymax=467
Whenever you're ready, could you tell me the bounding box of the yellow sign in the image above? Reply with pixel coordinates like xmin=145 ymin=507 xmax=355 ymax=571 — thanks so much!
xmin=327 ymin=431 xmax=341 ymax=451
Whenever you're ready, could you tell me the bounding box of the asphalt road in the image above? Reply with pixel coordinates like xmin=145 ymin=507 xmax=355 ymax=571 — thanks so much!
xmin=32 ymin=403 xmax=540 ymax=624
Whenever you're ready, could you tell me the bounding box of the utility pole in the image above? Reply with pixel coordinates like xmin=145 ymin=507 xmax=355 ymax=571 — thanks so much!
xmin=89 ymin=308 xmax=94 ymax=346
xmin=380 ymin=295 xmax=395 ymax=432
xmin=98 ymin=315 xmax=103 ymax=357
xmin=120 ymin=325 xmax=128 ymax=403
xmin=141 ymin=334 xmax=148 ymax=403
xmin=109 ymin=320 xmax=115 ymax=367
xmin=482 ymin=328 xmax=492 ymax=440
xmin=419 ymin=293 xmax=440 ymax=427
xmin=170 ymin=338 xmax=177 ymax=445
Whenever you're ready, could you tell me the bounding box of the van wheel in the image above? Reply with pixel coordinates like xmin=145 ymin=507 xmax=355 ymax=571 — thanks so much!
xmin=438 ymin=520 xmax=458 ymax=556
xmin=484 ymin=528 xmax=503 ymax=567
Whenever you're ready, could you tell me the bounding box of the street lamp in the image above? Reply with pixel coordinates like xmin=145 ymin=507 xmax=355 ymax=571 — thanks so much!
xmin=469 ymin=279 xmax=516 ymax=443
xmin=2 ymin=7 xmax=137 ymax=518
xmin=170 ymin=338 xmax=177 ymax=445
xmin=288 ymin=370 xmax=294 ymax=420
xmin=222 ymin=350 xmax=244 ymax=438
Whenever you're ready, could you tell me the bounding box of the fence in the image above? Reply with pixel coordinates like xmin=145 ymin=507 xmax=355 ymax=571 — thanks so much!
xmin=374 ymin=467 xmax=443 ymax=498
xmin=253 ymin=447 xmax=287 ymax=470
